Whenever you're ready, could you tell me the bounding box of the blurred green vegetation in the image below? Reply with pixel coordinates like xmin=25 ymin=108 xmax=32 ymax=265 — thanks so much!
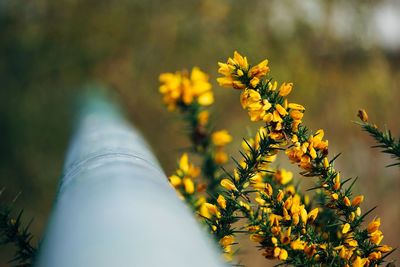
xmin=0 ymin=0 xmax=399 ymax=266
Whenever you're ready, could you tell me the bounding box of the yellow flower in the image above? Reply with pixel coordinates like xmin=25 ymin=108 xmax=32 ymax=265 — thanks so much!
xmin=351 ymin=195 xmax=364 ymax=206
xmin=217 ymin=52 xmax=269 ymax=90
xmin=183 ymin=178 xmax=195 ymax=194
xmin=214 ymin=150 xmax=228 ymax=164
xmin=197 ymin=110 xmax=209 ymax=126
xmin=248 ymin=59 xmax=270 ymax=79
xmin=198 ymin=91 xmax=214 ymax=106
xmin=357 ymin=109 xmax=369 ymax=122
xmin=275 ymin=169 xmax=293 ymax=185
xmin=342 ymin=223 xmax=351 ymax=234
xmin=323 ymin=157 xmax=330 ymax=168
xmin=190 ymin=67 xmax=212 ymax=97
xmin=199 ymin=203 xmax=211 ymax=219
xmin=310 ymin=129 xmax=328 ymax=151
xmin=288 ymin=103 xmax=305 ymax=111
xmin=169 ymin=175 xmax=182 ymax=187
xmin=217 ymin=194 xmax=227 ymax=209
xmin=250 ymin=77 xmax=260 ymax=88
xmin=203 ymin=203 xmax=220 ymax=218
xmin=268 ymin=80 xmax=278 ymax=91
xmin=370 ymin=230 xmax=383 ymax=245
xmin=352 ymin=256 xmax=368 ymax=267
xmin=217 ymin=51 xmax=249 ymax=90
xmin=212 ymin=130 xmax=232 ymax=146
xmin=307 ymin=208 xmax=319 ymax=222
xmin=285 ymin=185 xmax=296 ymax=196
xmin=178 ymin=153 xmax=200 ymax=177
xmin=273 ymin=247 xmax=281 ymax=258
xmin=269 ymin=214 xmax=283 ymax=227
xmin=240 ymin=89 xmax=273 ymax=121
xmin=284 ymin=196 xmax=293 ymax=210
xmin=230 ymin=51 xmax=249 ymax=70
xmin=333 ymin=173 xmax=341 ymax=190
xmin=159 ymin=67 xmax=213 ymax=109
xmin=221 ymin=179 xmax=238 ymax=191
xmin=216 ymin=76 xmax=235 ymax=88
xmin=195 ymin=196 xmax=206 ymax=207
xmin=272 ymin=110 xmax=283 ymax=123
xmin=290 ymin=110 xmax=304 ymax=120
xmin=377 ymin=245 xmax=392 ymax=253
xmin=255 ymin=195 xmax=266 ymax=206
xmin=275 ymin=104 xmax=288 ymax=116
xmin=367 ymin=217 xmax=380 ymax=233
xmin=368 ymin=251 xmax=382 ymax=260
xmin=159 ymin=72 xmax=182 ymax=110
xmin=309 ymin=146 xmax=317 ymax=159
xmin=282 ymin=207 xmax=291 ymax=221
xmin=276 ymin=190 xmax=284 ymax=202
xmin=339 ymin=246 xmax=353 ymax=260
xmin=278 ymin=82 xmax=293 ymax=96
xmin=343 ymin=196 xmax=351 ymax=206
xmin=300 ymin=207 xmax=308 ymax=224
xmin=292 ymin=120 xmax=302 ymax=132
xmin=179 ymin=153 xmax=190 ymax=173
xmin=304 ymin=244 xmax=317 ymax=257
xmin=345 ymin=238 xmax=358 ymax=247
xmin=279 ymin=248 xmax=288 ymax=260
xmin=217 ymin=61 xmax=235 ymax=77
xmin=291 ymin=238 xmax=306 ymax=250
xmin=220 ymin=235 xmax=235 ymax=248
xmin=249 ymin=172 xmax=262 ymax=183
xmin=239 ymin=200 xmax=251 ymax=211
xmin=331 ymin=193 xmax=339 ymax=200
xmin=355 ymin=207 xmax=361 ymax=217
xmin=264 ymin=183 xmax=273 ymax=197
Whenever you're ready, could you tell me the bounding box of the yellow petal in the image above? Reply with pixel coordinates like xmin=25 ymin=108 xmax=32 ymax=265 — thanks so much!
xmin=212 ymin=130 xmax=233 ymax=146
xmin=169 ymin=175 xmax=182 ymax=187
xmin=342 ymin=223 xmax=351 ymax=234
xmin=183 ymin=178 xmax=195 ymax=194
xmin=197 ymin=91 xmax=214 ymax=106
xmin=221 ymin=179 xmax=237 ymax=191
xmin=217 ymin=194 xmax=227 ymax=209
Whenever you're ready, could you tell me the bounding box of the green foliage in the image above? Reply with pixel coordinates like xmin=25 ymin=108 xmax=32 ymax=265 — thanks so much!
xmin=358 ymin=121 xmax=400 ymax=167
xmin=0 ymin=191 xmax=36 ymax=267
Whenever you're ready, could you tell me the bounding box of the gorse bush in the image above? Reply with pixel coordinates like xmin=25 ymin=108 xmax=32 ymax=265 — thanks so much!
xmin=159 ymin=51 xmax=396 ymax=267
xmin=0 ymin=53 xmax=398 ymax=267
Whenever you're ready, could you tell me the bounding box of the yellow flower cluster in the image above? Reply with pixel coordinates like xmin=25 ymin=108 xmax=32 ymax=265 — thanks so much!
xmin=334 ymin=216 xmax=391 ymax=265
xmin=248 ymin=168 xmax=320 ymax=262
xmin=169 ymin=153 xmax=201 ymax=196
xmin=219 ymin=235 xmax=235 ymax=259
xmin=199 ymin=192 xmax=235 ymax=259
xmin=201 ymin=126 xmax=321 ymax=262
xmin=217 ymin=51 xmax=269 ymax=89
xmin=216 ymin=51 xmax=393 ymax=266
xmin=286 ymin=129 xmax=329 ymax=170
xmin=217 ymin=51 xmax=305 ymax=140
xmin=159 ymin=67 xmax=214 ymax=110
xmin=239 ymin=88 xmax=304 ymax=141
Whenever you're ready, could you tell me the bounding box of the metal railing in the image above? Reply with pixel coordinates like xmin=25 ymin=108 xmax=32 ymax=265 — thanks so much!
xmin=35 ymin=86 xmax=226 ymax=267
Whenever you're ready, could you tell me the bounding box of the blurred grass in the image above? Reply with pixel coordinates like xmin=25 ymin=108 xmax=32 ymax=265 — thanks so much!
xmin=0 ymin=0 xmax=399 ymax=265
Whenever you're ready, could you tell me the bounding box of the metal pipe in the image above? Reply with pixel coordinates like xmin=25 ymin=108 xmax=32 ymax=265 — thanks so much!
xmin=35 ymin=86 xmax=226 ymax=267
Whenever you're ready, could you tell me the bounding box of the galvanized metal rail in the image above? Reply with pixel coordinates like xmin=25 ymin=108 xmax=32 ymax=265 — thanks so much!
xmin=35 ymin=87 xmax=226 ymax=267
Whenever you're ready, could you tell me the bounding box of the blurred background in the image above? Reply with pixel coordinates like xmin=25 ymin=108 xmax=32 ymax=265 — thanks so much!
xmin=0 ymin=0 xmax=399 ymax=265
